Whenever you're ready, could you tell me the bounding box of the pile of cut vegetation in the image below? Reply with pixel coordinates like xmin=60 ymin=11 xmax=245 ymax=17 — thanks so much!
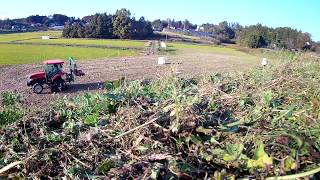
xmin=1 ymin=53 xmax=320 ymax=179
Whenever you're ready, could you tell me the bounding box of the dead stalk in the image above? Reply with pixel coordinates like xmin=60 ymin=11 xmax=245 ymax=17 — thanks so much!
xmin=114 ymin=117 xmax=158 ymax=139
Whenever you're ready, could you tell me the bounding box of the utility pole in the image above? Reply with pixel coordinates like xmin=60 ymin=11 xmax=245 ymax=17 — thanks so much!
xmin=166 ymin=32 xmax=168 ymax=42
xmin=166 ymin=18 xmax=170 ymax=42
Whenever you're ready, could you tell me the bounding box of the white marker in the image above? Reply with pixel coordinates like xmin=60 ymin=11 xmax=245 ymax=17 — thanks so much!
xmin=261 ymin=58 xmax=268 ymax=66
xmin=158 ymin=57 xmax=166 ymax=65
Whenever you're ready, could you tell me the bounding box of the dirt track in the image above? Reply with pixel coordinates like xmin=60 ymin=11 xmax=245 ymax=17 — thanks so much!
xmin=0 ymin=49 xmax=259 ymax=107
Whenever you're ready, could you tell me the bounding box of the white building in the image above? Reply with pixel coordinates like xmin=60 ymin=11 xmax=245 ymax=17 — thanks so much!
xmin=42 ymin=36 xmax=50 ymax=40
xmin=196 ymin=25 xmax=204 ymax=31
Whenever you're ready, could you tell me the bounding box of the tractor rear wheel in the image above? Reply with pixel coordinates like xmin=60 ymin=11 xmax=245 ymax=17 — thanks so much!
xmin=32 ymin=83 xmax=43 ymax=94
xmin=51 ymin=79 xmax=67 ymax=92
xmin=60 ymin=80 xmax=68 ymax=91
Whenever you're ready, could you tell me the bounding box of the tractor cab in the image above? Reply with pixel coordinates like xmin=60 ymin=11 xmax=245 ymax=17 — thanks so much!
xmin=43 ymin=60 xmax=65 ymax=82
xmin=27 ymin=57 xmax=85 ymax=94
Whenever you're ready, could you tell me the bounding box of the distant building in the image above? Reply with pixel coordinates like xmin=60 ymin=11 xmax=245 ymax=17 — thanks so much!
xmin=11 ymin=25 xmax=26 ymax=31
xmin=196 ymin=25 xmax=204 ymax=31
xmin=42 ymin=36 xmax=50 ymax=40
xmin=152 ymin=26 xmax=162 ymax=32
xmin=49 ymin=26 xmax=64 ymax=30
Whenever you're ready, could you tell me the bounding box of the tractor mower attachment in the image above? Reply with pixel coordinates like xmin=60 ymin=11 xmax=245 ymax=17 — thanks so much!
xmin=27 ymin=57 xmax=85 ymax=94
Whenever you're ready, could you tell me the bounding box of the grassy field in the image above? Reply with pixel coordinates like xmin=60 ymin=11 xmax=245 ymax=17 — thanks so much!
xmin=0 ymin=31 xmax=61 ymax=42
xmin=21 ymin=38 xmax=146 ymax=48
xmin=0 ymin=31 xmax=145 ymax=48
xmin=0 ymin=31 xmax=144 ymax=65
xmin=0 ymin=44 xmax=136 ymax=65
xmin=168 ymin=42 xmax=259 ymax=60
xmin=169 ymin=42 xmax=245 ymax=54
xmin=0 ymin=31 xmax=260 ymax=65
xmin=157 ymin=31 xmax=201 ymax=40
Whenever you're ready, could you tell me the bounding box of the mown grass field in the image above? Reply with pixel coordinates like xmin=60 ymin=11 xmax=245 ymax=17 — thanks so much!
xmin=0 ymin=31 xmax=61 ymax=42
xmin=0 ymin=31 xmax=260 ymax=65
xmin=21 ymin=38 xmax=146 ymax=48
xmin=157 ymin=31 xmax=201 ymax=40
xmin=0 ymin=44 xmax=136 ymax=65
xmin=0 ymin=31 xmax=143 ymax=65
xmin=0 ymin=31 xmax=145 ymax=48
xmin=169 ymin=42 xmax=250 ymax=54
xmin=168 ymin=42 xmax=259 ymax=61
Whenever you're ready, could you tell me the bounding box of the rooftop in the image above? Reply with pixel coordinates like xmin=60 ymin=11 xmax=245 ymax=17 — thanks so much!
xmin=43 ymin=59 xmax=64 ymax=65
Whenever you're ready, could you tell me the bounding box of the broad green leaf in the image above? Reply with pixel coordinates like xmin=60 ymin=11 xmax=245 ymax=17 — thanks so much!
xmin=284 ymin=156 xmax=297 ymax=172
xmin=210 ymin=137 xmax=220 ymax=145
xmin=263 ymin=90 xmax=273 ymax=106
xmin=247 ymin=142 xmax=273 ymax=171
xmin=84 ymin=114 xmax=98 ymax=126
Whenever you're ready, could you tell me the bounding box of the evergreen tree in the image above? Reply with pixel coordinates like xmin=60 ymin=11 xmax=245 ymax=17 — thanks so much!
xmin=132 ymin=17 xmax=153 ymax=39
xmin=62 ymin=24 xmax=72 ymax=38
xmin=112 ymin=9 xmax=132 ymax=39
xmin=96 ymin=13 xmax=113 ymax=38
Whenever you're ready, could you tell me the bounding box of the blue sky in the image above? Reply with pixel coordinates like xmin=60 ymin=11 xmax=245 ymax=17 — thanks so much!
xmin=1 ymin=0 xmax=319 ymax=41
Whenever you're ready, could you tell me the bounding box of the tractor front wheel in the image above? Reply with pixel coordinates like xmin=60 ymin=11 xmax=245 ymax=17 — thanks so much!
xmin=32 ymin=83 xmax=43 ymax=94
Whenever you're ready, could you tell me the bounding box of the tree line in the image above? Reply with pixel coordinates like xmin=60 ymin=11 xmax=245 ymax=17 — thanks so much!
xmin=201 ymin=21 xmax=242 ymax=43
xmin=151 ymin=19 xmax=315 ymax=51
xmin=151 ymin=19 xmax=197 ymax=31
xmin=62 ymin=9 xmax=153 ymax=39
xmin=26 ymin=14 xmax=70 ymax=26
xmin=0 ymin=14 xmax=72 ymax=30
xmin=237 ymin=24 xmax=313 ymax=50
xmin=1 ymin=11 xmax=319 ymax=51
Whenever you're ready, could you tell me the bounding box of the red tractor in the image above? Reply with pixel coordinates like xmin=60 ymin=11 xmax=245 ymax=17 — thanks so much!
xmin=27 ymin=57 xmax=85 ymax=94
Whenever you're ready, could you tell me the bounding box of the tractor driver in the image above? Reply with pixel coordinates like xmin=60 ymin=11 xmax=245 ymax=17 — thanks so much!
xmin=45 ymin=63 xmax=63 ymax=80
